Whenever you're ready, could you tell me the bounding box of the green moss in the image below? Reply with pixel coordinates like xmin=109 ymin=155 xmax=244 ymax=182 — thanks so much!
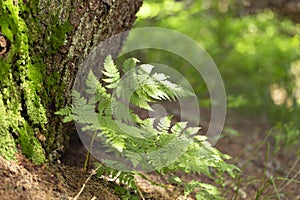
xmin=44 ymin=71 xmax=65 ymax=109
xmin=0 ymin=74 xmax=21 ymax=161
xmin=0 ymin=61 xmax=10 ymax=78
xmin=49 ymin=20 xmax=73 ymax=52
xmin=22 ymin=80 xmax=48 ymax=127
xmin=0 ymin=93 xmax=17 ymax=161
xmin=0 ymin=0 xmax=47 ymax=164
xmin=1 ymin=0 xmax=87 ymax=163
xmin=18 ymin=122 xmax=46 ymax=164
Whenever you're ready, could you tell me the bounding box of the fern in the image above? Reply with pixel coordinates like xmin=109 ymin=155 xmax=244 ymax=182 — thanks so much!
xmin=102 ymin=55 xmax=120 ymax=89
xmin=57 ymin=55 xmax=238 ymax=199
xmin=157 ymin=116 xmax=172 ymax=132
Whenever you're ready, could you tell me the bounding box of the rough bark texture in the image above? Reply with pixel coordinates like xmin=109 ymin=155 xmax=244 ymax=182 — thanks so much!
xmin=0 ymin=0 xmax=142 ymax=164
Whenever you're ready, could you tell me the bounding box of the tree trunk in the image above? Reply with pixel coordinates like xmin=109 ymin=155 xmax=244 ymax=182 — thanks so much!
xmin=0 ymin=0 xmax=142 ymax=164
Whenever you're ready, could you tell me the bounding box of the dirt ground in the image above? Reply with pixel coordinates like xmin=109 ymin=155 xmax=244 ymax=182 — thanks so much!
xmin=0 ymin=110 xmax=299 ymax=200
xmin=215 ymin=112 xmax=300 ymax=199
xmin=0 ymin=153 xmax=119 ymax=200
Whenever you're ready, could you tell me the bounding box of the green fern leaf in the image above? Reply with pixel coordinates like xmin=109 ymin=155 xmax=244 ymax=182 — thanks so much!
xmin=123 ymin=57 xmax=139 ymax=72
xmin=112 ymin=101 xmax=133 ymax=123
xmin=130 ymin=93 xmax=153 ymax=111
xmin=148 ymin=136 xmax=191 ymax=169
xmin=194 ymin=135 xmax=207 ymax=142
xmin=142 ymin=81 xmax=169 ymax=100
xmin=115 ymin=121 xmax=145 ymax=139
xmin=72 ymin=90 xmax=87 ymax=108
xmin=86 ymin=71 xmax=100 ymax=90
xmin=183 ymin=127 xmax=201 ymax=137
xmin=62 ymin=115 xmax=73 ymax=123
xmin=157 ymin=116 xmax=172 ymax=131
xmin=57 ymin=55 xmax=238 ymax=199
xmin=55 ymin=107 xmax=71 ymax=116
xmin=102 ymin=55 xmax=120 ymax=89
xmin=171 ymin=121 xmax=188 ymax=134
xmin=55 ymin=107 xmax=73 ymax=122
xmin=125 ymin=151 xmax=143 ymax=168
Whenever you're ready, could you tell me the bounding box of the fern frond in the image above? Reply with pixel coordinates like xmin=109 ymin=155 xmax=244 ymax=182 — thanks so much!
xmin=115 ymin=69 xmax=139 ymax=99
xmin=157 ymin=116 xmax=172 ymax=132
xmin=130 ymin=92 xmax=154 ymax=111
xmin=86 ymin=71 xmax=101 ymax=91
xmin=123 ymin=57 xmax=139 ymax=73
xmin=102 ymin=55 xmax=120 ymax=89
xmin=112 ymin=101 xmax=133 ymax=123
xmin=183 ymin=180 xmax=221 ymax=198
xmin=57 ymin=55 xmax=238 ymax=200
xmin=125 ymin=151 xmax=143 ymax=168
xmin=72 ymin=90 xmax=87 ymax=108
xmin=97 ymin=97 xmax=112 ymax=117
xmin=171 ymin=121 xmax=188 ymax=134
xmin=55 ymin=107 xmax=71 ymax=116
xmin=148 ymin=135 xmax=191 ymax=169
xmin=183 ymin=127 xmax=201 ymax=137
xmin=55 ymin=107 xmax=73 ymax=122
xmin=139 ymin=118 xmax=157 ymax=137
xmin=99 ymin=128 xmax=126 ymax=153
xmin=157 ymin=133 xmax=175 ymax=147
xmin=115 ymin=121 xmax=146 ymax=139
xmin=142 ymin=82 xmax=169 ymax=100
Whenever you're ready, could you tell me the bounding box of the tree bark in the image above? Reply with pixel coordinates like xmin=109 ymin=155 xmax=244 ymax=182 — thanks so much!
xmin=0 ymin=0 xmax=142 ymax=164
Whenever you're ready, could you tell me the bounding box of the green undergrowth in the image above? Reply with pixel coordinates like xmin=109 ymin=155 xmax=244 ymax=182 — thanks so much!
xmin=269 ymin=122 xmax=300 ymax=156
xmin=135 ymin=0 xmax=300 ymax=156
xmin=57 ymin=55 xmax=239 ymax=199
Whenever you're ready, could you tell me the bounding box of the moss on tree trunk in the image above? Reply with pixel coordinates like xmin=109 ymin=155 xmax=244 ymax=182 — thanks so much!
xmin=0 ymin=0 xmax=142 ymax=164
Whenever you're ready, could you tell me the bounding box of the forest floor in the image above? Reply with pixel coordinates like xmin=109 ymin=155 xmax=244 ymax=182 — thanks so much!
xmin=0 ymin=110 xmax=299 ymax=200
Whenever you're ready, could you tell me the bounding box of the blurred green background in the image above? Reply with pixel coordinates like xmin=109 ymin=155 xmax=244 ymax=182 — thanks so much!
xmin=130 ymin=0 xmax=300 ymax=152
